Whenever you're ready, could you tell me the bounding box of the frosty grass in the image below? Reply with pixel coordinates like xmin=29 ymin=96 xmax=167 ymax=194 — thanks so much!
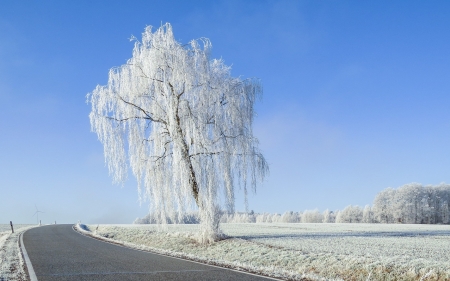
xmin=77 ymin=223 xmax=450 ymax=281
xmin=0 ymin=224 xmax=35 ymax=281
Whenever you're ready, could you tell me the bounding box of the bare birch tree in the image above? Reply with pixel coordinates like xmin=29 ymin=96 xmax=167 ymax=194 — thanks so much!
xmin=87 ymin=23 xmax=268 ymax=243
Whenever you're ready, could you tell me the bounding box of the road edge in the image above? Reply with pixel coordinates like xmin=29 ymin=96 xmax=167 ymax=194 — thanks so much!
xmin=19 ymin=230 xmax=38 ymax=281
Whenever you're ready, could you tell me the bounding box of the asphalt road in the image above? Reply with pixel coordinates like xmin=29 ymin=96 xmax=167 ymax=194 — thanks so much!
xmin=22 ymin=224 xmax=275 ymax=281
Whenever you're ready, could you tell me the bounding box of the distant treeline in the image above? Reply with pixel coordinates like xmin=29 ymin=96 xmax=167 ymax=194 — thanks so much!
xmin=134 ymin=183 xmax=450 ymax=224
xmin=372 ymin=183 xmax=450 ymax=224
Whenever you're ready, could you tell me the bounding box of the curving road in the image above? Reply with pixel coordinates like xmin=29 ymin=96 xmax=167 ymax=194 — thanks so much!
xmin=22 ymin=224 xmax=275 ymax=281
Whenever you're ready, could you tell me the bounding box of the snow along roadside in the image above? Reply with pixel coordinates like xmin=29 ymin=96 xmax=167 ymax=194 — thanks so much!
xmin=0 ymin=226 xmax=36 ymax=281
xmin=74 ymin=224 xmax=329 ymax=281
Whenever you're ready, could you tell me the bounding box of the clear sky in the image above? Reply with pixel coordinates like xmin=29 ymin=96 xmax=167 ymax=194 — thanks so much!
xmin=1 ymin=1 xmax=450 ymax=224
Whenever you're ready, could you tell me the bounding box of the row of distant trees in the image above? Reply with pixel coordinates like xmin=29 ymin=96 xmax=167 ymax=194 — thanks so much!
xmin=372 ymin=183 xmax=450 ymax=224
xmin=135 ymin=183 xmax=450 ymax=224
xmin=219 ymin=207 xmax=368 ymax=223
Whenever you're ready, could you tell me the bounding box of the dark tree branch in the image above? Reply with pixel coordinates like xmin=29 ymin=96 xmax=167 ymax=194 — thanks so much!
xmin=189 ymin=151 xmax=223 ymax=158
xmin=118 ymin=96 xmax=167 ymax=125
xmin=149 ymin=140 xmax=172 ymax=163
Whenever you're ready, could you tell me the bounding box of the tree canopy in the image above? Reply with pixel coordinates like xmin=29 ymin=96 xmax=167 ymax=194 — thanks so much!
xmin=88 ymin=23 xmax=268 ymax=242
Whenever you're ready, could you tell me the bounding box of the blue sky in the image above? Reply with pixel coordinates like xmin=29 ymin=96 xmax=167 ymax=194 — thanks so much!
xmin=1 ymin=1 xmax=450 ymax=224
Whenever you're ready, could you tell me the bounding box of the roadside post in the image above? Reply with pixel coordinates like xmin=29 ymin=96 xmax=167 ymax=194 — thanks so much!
xmin=10 ymin=221 xmax=14 ymax=233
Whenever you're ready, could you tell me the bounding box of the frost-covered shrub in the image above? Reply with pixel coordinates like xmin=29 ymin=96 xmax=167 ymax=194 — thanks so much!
xmin=134 ymin=212 xmax=200 ymax=224
xmin=220 ymin=213 xmax=231 ymax=223
xmin=255 ymin=213 xmax=273 ymax=223
xmin=134 ymin=213 xmax=157 ymax=224
xmin=362 ymin=205 xmax=374 ymax=223
xmin=271 ymin=213 xmax=283 ymax=223
xmin=336 ymin=205 xmax=363 ymax=223
xmin=301 ymin=209 xmax=323 ymax=223
xmin=281 ymin=211 xmax=300 ymax=223
xmin=322 ymin=209 xmax=336 ymax=223
xmin=220 ymin=212 xmax=256 ymax=223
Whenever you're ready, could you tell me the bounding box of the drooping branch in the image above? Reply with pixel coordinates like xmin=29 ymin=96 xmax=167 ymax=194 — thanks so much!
xmin=106 ymin=116 xmax=151 ymax=122
xmin=189 ymin=151 xmax=222 ymax=158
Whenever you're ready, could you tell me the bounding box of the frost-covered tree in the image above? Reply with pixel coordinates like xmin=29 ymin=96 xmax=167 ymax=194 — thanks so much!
xmin=255 ymin=212 xmax=273 ymax=223
xmin=88 ymin=24 xmax=268 ymax=243
xmin=336 ymin=205 xmax=363 ymax=223
xmin=372 ymin=183 xmax=450 ymax=224
xmin=271 ymin=213 xmax=283 ymax=223
xmin=372 ymin=188 xmax=396 ymax=223
xmin=281 ymin=211 xmax=300 ymax=223
xmin=392 ymin=183 xmax=423 ymax=223
xmin=362 ymin=205 xmax=374 ymax=223
xmin=220 ymin=212 xmax=256 ymax=223
xmin=301 ymin=209 xmax=323 ymax=223
xmin=323 ymin=209 xmax=335 ymax=223
xmin=437 ymin=184 xmax=450 ymax=224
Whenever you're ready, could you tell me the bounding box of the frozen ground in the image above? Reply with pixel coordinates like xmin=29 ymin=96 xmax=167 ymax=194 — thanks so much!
xmin=0 ymin=224 xmax=35 ymax=281
xmin=78 ymin=223 xmax=450 ymax=281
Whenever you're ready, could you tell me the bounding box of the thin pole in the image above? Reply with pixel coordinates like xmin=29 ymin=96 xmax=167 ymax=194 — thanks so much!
xmin=10 ymin=221 xmax=14 ymax=233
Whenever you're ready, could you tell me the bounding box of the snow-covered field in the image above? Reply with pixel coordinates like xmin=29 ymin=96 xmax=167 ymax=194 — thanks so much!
xmin=78 ymin=223 xmax=450 ymax=281
xmin=0 ymin=224 xmax=35 ymax=281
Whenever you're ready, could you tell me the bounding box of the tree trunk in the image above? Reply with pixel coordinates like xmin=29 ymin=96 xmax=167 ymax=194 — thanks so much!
xmin=169 ymin=96 xmax=220 ymax=243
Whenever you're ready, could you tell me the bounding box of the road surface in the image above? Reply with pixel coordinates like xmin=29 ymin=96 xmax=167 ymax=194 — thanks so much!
xmin=22 ymin=224 xmax=275 ymax=281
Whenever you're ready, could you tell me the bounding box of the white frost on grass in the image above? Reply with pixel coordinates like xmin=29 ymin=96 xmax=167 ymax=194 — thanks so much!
xmin=0 ymin=225 xmax=35 ymax=281
xmin=76 ymin=223 xmax=450 ymax=281
xmin=224 ymin=223 xmax=450 ymax=262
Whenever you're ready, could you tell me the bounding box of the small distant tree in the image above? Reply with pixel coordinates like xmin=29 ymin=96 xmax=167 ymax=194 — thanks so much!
xmin=88 ymin=23 xmax=268 ymax=243
xmin=362 ymin=205 xmax=374 ymax=223
xmin=255 ymin=212 xmax=272 ymax=223
xmin=271 ymin=213 xmax=282 ymax=223
xmin=301 ymin=209 xmax=323 ymax=223
xmin=281 ymin=211 xmax=300 ymax=223
xmin=336 ymin=205 xmax=363 ymax=223
xmin=372 ymin=188 xmax=396 ymax=223
xmin=322 ymin=209 xmax=335 ymax=223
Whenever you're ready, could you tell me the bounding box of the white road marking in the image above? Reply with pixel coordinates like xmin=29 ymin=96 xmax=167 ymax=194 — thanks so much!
xmin=19 ymin=231 xmax=38 ymax=281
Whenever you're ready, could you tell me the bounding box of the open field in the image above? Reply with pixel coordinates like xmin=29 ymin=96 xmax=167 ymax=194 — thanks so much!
xmin=80 ymin=223 xmax=450 ymax=281
xmin=223 ymin=223 xmax=450 ymax=263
